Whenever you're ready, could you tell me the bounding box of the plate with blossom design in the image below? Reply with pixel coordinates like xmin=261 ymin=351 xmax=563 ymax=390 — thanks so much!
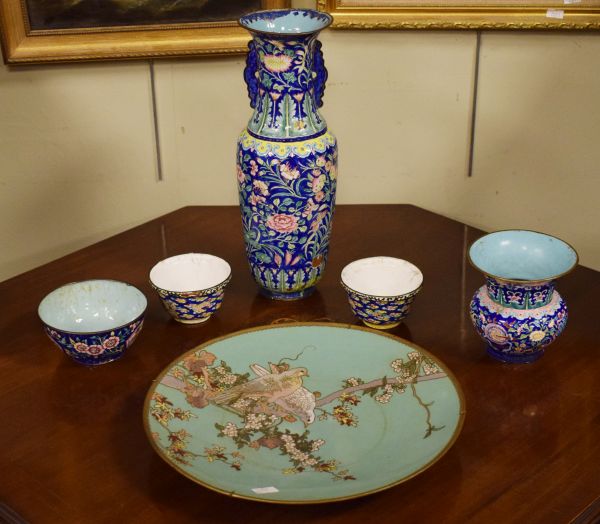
xmin=143 ymin=323 xmax=465 ymax=504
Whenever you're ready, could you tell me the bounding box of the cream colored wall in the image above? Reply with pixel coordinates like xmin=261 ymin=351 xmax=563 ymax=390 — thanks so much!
xmin=0 ymin=62 xmax=181 ymax=280
xmin=454 ymin=32 xmax=600 ymax=266
xmin=1 ymin=28 xmax=599 ymax=282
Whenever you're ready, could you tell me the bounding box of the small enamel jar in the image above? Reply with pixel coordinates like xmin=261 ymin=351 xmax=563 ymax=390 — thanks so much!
xmin=469 ymin=230 xmax=578 ymax=363
xmin=150 ymin=253 xmax=232 ymax=324
xmin=341 ymin=256 xmax=423 ymax=330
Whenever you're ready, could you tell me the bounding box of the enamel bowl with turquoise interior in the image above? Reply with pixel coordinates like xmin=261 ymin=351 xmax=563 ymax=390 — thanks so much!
xmin=38 ymin=279 xmax=147 ymax=365
xmin=341 ymin=256 xmax=424 ymax=330
xmin=469 ymin=230 xmax=578 ymax=363
xmin=149 ymin=253 xmax=232 ymax=324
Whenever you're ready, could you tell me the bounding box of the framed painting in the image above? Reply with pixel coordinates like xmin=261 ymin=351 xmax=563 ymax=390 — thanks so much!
xmin=318 ymin=0 xmax=600 ymax=29
xmin=0 ymin=0 xmax=290 ymax=64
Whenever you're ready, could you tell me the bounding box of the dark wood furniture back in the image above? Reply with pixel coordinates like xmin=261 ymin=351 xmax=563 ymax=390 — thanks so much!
xmin=1 ymin=205 xmax=598 ymax=523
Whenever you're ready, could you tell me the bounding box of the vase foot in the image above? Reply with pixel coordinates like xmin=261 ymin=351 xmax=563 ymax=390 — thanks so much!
xmin=486 ymin=345 xmax=544 ymax=364
xmin=173 ymin=316 xmax=211 ymax=325
xmin=260 ymin=287 xmax=315 ymax=301
xmin=362 ymin=320 xmax=401 ymax=330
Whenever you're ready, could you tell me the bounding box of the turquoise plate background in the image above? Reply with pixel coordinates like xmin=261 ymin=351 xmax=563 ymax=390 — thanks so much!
xmin=143 ymin=323 xmax=465 ymax=504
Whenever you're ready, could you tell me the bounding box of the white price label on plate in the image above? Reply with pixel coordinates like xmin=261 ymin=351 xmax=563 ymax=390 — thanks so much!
xmin=252 ymin=486 xmax=279 ymax=494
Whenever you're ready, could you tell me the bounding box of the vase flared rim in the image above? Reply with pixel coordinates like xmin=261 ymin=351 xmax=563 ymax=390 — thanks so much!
xmin=239 ymin=9 xmax=333 ymax=37
xmin=468 ymin=229 xmax=579 ymax=284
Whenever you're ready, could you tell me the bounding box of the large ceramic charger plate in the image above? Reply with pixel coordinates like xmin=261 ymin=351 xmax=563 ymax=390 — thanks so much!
xmin=143 ymin=323 xmax=465 ymax=504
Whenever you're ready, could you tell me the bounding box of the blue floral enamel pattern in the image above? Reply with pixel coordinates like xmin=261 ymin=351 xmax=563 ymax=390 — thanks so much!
xmin=468 ymin=230 xmax=578 ymax=364
xmin=470 ymin=279 xmax=567 ymax=363
xmin=484 ymin=277 xmax=554 ymax=309
xmin=237 ymin=132 xmax=337 ymax=300
xmin=153 ymin=277 xmax=231 ymax=324
xmin=342 ymin=286 xmax=421 ymax=330
xmin=237 ymin=9 xmax=337 ymax=300
xmin=243 ymin=33 xmax=327 ymax=140
xmin=43 ymin=318 xmax=144 ymax=366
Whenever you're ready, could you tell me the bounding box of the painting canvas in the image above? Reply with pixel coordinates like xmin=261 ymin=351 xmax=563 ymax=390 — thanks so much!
xmin=25 ymin=0 xmax=263 ymax=31
xmin=0 ymin=0 xmax=289 ymax=64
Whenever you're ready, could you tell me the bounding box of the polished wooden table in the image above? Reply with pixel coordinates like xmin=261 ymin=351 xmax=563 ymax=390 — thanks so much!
xmin=1 ymin=205 xmax=599 ymax=523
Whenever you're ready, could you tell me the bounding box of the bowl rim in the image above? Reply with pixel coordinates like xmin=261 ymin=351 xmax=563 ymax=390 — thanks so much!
xmin=239 ymin=8 xmax=333 ymax=37
xmin=340 ymin=256 xmax=424 ymax=299
xmin=149 ymin=253 xmax=232 ymax=295
xmin=38 ymin=279 xmax=147 ymax=335
xmin=468 ymin=229 xmax=579 ymax=284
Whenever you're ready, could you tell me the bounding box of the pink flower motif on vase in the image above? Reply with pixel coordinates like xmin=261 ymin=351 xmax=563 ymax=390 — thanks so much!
xmin=236 ymin=165 xmax=245 ymax=184
xmin=280 ymin=163 xmax=300 ymax=181
xmin=266 ymin=214 xmax=299 ymax=234
xmin=312 ymin=175 xmax=326 ymax=193
xmin=253 ymin=180 xmax=269 ymax=196
xmin=249 ymin=193 xmax=266 ymax=206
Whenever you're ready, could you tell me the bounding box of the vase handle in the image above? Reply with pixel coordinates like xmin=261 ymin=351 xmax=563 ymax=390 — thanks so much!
xmin=244 ymin=40 xmax=259 ymax=109
xmin=312 ymin=39 xmax=328 ymax=108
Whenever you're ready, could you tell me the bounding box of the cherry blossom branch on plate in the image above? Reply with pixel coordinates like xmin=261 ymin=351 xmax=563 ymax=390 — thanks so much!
xmin=314 ymin=372 xmax=446 ymax=407
xmin=159 ymin=371 xmax=447 ymax=409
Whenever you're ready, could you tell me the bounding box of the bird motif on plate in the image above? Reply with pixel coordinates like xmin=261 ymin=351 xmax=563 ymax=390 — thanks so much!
xmin=211 ymin=363 xmax=316 ymax=425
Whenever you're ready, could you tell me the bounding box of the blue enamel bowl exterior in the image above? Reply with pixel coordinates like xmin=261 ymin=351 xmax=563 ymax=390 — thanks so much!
xmin=38 ymin=280 xmax=147 ymax=366
xmin=341 ymin=283 xmax=422 ymax=330
xmin=151 ymin=275 xmax=231 ymax=324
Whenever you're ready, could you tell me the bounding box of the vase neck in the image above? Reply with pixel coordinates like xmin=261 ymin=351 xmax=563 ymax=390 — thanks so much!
xmin=485 ymin=277 xmax=555 ymax=309
xmin=244 ymin=33 xmax=327 ymax=141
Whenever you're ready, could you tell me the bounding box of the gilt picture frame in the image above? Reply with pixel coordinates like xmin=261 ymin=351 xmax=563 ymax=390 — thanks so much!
xmin=318 ymin=0 xmax=600 ymax=30
xmin=0 ymin=0 xmax=290 ymax=65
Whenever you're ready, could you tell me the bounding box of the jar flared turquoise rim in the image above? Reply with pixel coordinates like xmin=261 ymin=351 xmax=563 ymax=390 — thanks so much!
xmin=468 ymin=229 xmax=579 ymax=285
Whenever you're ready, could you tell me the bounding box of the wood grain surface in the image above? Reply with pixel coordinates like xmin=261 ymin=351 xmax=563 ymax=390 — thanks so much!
xmin=1 ymin=205 xmax=598 ymax=523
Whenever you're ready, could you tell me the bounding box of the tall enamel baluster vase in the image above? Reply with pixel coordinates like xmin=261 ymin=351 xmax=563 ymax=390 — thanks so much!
xmin=237 ymin=9 xmax=337 ymax=300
